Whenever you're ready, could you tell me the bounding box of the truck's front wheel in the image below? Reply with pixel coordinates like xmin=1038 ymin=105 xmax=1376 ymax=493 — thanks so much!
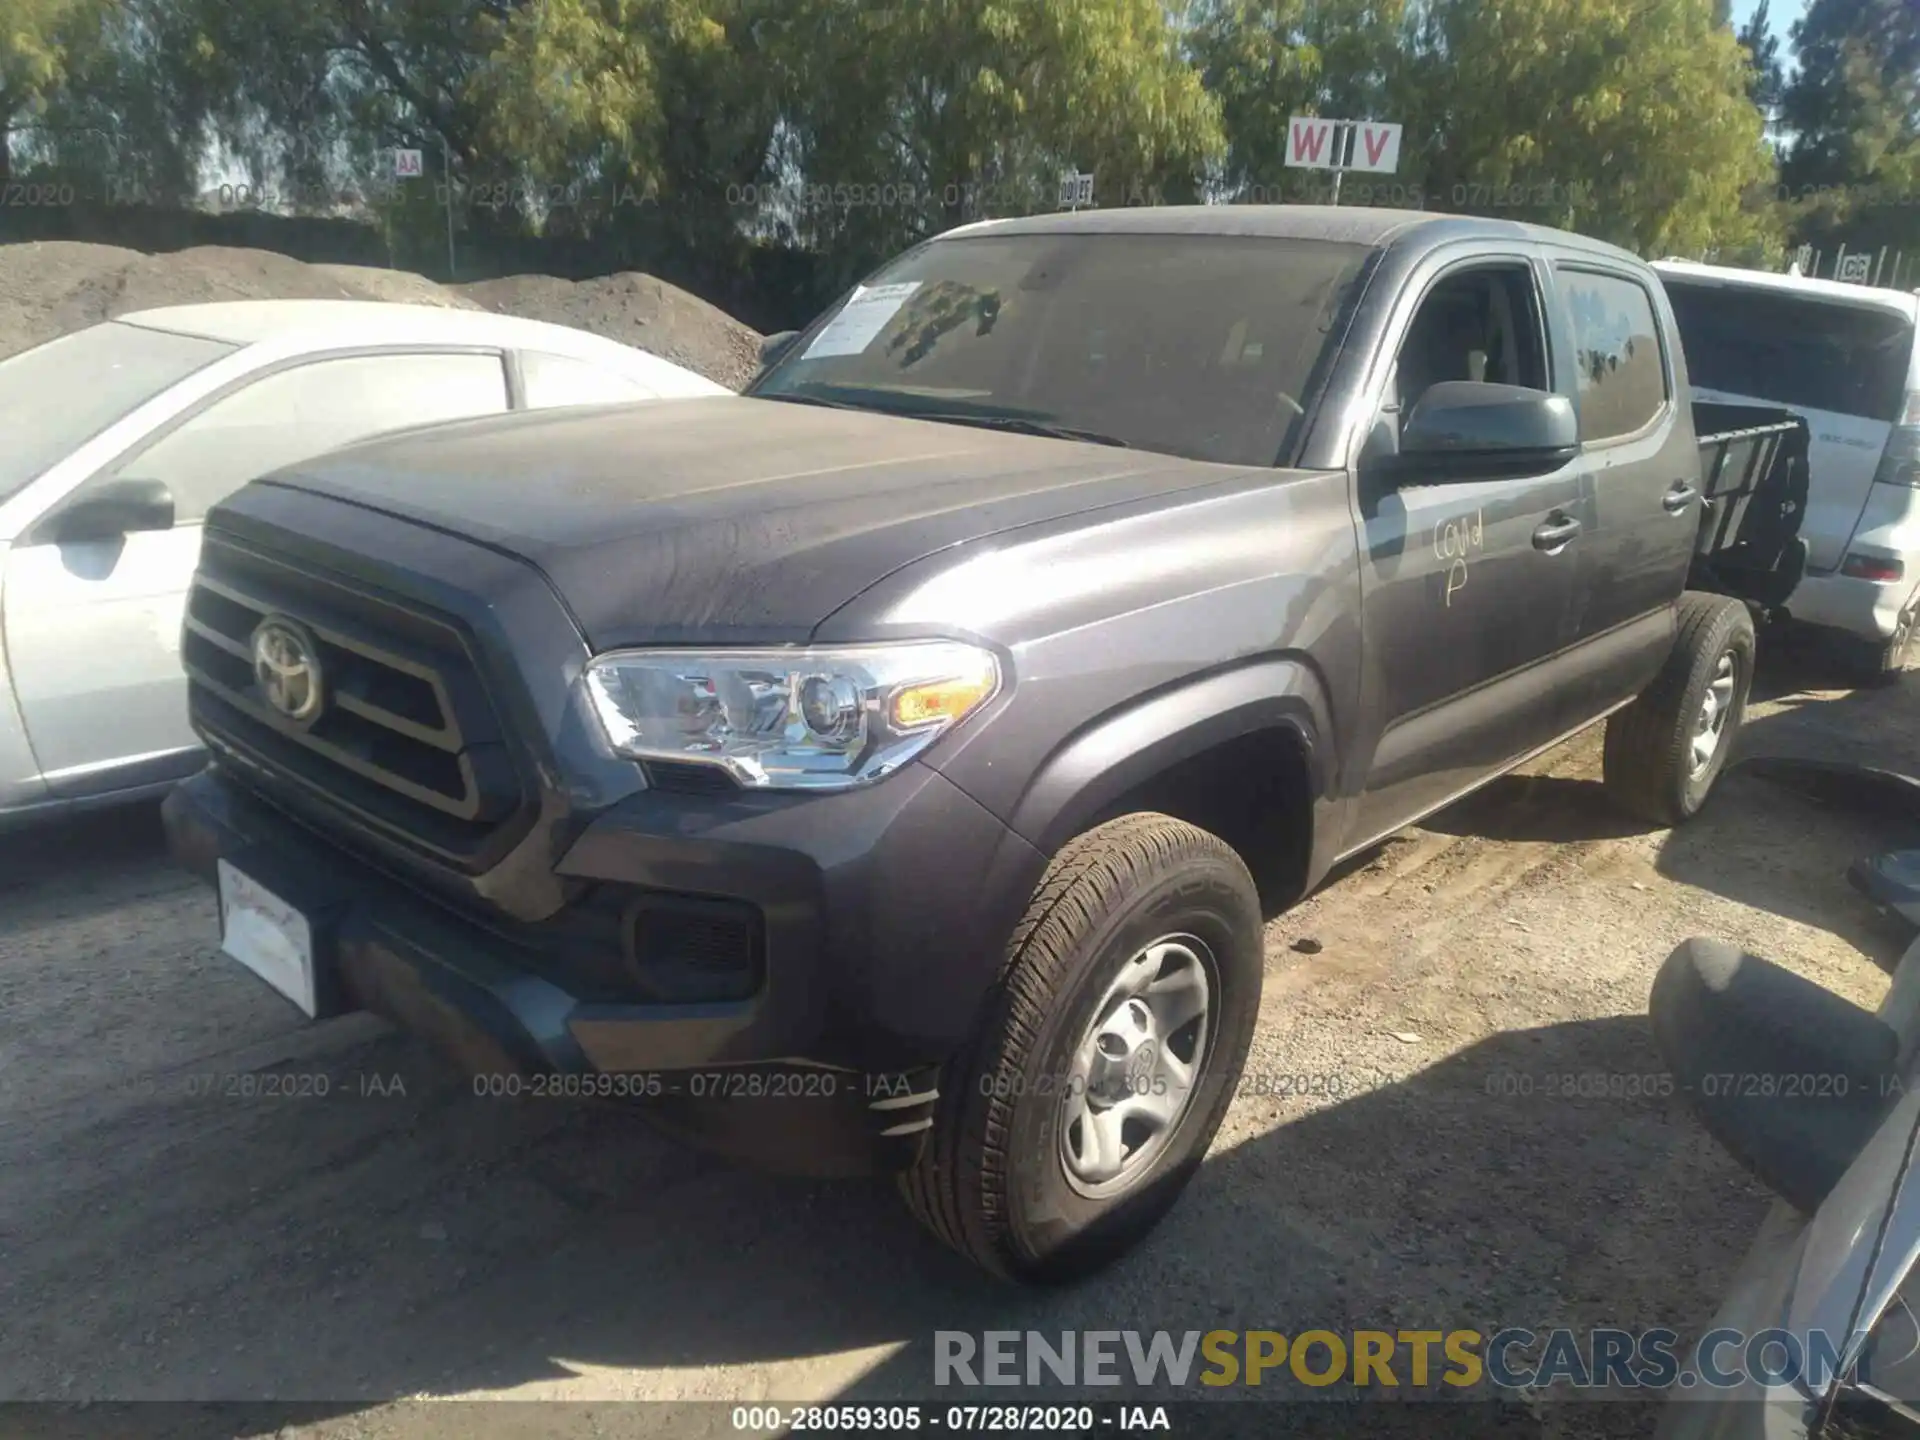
xmin=1603 ymin=592 xmax=1756 ymax=826
xmin=899 ymin=813 xmax=1263 ymax=1284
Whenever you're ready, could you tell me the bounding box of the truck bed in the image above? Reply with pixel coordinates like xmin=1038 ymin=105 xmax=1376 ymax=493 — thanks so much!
xmin=1688 ymin=401 xmax=1811 ymax=609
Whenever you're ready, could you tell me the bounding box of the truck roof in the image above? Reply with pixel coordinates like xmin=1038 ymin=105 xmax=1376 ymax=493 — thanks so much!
xmin=939 ymin=204 xmax=1648 ymax=266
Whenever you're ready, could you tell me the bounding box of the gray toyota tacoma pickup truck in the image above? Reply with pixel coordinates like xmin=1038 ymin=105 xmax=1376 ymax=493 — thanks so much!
xmin=162 ymin=205 xmax=1810 ymax=1283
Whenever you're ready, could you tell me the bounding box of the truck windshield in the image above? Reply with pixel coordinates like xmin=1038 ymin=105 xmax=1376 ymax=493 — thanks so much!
xmin=1664 ymin=281 xmax=1915 ymax=423
xmin=752 ymin=232 xmax=1373 ymax=466
xmin=0 ymin=321 xmax=237 ymax=504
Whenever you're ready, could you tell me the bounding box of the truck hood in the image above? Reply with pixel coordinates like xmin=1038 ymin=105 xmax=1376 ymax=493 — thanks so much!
xmin=256 ymin=395 xmax=1235 ymax=649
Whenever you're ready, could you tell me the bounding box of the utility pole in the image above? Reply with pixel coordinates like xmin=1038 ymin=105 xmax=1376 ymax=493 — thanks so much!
xmin=442 ymin=134 xmax=457 ymax=281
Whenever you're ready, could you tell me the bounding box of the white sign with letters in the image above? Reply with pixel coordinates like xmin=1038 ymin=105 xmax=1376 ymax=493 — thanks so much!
xmin=1349 ymin=121 xmax=1402 ymax=175
xmin=1286 ymin=118 xmax=1402 ymax=175
xmin=392 ymin=148 xmax=425 ymax=178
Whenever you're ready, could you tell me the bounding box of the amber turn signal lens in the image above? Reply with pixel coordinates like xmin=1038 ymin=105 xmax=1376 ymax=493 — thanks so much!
xmin=890 ymin=673 xmax=996 ymax=729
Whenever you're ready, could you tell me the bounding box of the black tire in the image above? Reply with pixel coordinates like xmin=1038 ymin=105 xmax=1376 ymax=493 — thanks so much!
xmin=1603 ymin=592 xmax=1756 ymax=826
xmin=899 ymin=812 xmax=1263 ymax=1284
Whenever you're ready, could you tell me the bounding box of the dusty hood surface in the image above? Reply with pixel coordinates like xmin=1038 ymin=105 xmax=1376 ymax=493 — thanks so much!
xmin=253 ymin=395 xmax=1238 ymax=648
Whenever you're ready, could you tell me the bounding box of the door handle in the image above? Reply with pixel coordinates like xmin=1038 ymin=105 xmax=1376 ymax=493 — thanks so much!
xmin=1663 ymin=483 xmax=1699 ymax=514
xmin=1532 ymin=515 xmax=1582 ymax=551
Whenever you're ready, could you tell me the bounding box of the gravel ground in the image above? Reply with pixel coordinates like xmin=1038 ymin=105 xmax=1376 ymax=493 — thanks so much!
xmin=0 ymin=645 xmax=1912 ymax=1440
xmin=0 ymin=241 xmax=763 ymax=389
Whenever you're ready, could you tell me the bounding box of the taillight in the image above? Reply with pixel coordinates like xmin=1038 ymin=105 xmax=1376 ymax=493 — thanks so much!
xmin=1843 ymin=553 xmax=1906 ymax=583
xmin=1874 ymin=389 xmax=1920 ymax=487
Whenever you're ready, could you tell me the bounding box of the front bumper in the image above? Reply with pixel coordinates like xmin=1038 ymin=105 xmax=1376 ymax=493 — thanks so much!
xmin=164 ymin=764 xmax=1045 ymax=1176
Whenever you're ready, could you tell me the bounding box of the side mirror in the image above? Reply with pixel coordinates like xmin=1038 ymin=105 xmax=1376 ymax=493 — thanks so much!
xmin=1400 ymin=381 xmax=1579 ymax=475
xmin=44 ymin=476 xmax=176 ymax=544
xmin=758 ymin=330 xmax=800 ymax=371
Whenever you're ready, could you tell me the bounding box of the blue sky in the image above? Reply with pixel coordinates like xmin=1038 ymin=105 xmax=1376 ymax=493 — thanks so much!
xmin=1731 ymin=0 xmax=1808 ymax=46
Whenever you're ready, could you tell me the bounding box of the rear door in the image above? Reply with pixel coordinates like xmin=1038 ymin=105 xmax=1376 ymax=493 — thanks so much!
xmin=1547 ymin=260 xmax=1699 ymax=715
xmin=1662 ymin=277 xmax=1915 ymax=571
xmin=1 ymin=349 xmax=510 ymax=798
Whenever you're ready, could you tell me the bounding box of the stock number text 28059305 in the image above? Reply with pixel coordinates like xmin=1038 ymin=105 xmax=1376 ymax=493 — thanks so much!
xmin=469 ymin=1070 xmax=847 ymax=1100
xmin=730 ymin=1404 xmax=1168 ymax=1434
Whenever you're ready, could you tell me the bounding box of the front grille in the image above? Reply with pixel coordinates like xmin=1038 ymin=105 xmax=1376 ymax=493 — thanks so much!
xmin=182 ymin=539 xmax=534 ymax=870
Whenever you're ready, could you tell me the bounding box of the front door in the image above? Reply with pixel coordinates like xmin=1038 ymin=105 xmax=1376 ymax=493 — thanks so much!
xmin=2 ymin=349 xmax=510 ymax=798
xmin=1349 ymin=257 xmax=1591 ymax=845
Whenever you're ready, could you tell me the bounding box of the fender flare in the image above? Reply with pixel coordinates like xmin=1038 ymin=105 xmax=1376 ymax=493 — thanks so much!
xmin=1004 ymin=656 xmax=1340 ymax=862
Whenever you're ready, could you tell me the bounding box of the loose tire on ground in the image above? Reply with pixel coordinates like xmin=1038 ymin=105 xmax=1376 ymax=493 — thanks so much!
xmin=899 ymin=812 xmax=1263 ymax=1284
xmin=1603 ymin=592 xmax=1756 ymax=826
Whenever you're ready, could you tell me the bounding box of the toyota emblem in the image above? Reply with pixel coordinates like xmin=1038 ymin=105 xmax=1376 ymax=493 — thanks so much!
xmin=251 ymin=618 xmax=325 ymax=723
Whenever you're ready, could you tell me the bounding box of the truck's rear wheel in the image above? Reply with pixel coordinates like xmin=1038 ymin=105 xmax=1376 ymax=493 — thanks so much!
xmin=899 ymin=813 xmax=1262 ymax=1283
xmin=1603 ymin=593 xmax=1755 ymax=826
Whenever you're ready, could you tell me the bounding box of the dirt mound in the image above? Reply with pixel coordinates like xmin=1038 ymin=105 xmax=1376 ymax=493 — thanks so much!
xmin=0 ymin=243 xmax=359 ymax=358
xmin=310 ymin=263 xmax=485 ymax=310
xmin=0 ymin=241 xmax=760 ymax=388
xmin=455 ymin=271 xmax=762 ymax=389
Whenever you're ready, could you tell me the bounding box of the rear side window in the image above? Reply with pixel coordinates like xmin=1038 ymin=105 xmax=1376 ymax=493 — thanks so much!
xmin=1557 ymin=269 xmax=1670 ymax=443
xmin=1664 ymin=281 xmax=1915 ymax=422
xmin=521 ymin=351 xmax=656 ymax=408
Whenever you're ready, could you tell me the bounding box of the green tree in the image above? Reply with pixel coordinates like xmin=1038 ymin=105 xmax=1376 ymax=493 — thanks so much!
xmin=1777 ymin=0 xmax=1920 ymax=270
xmin=1188 ymin=0 xmax=1407 ymax=203
xmin=126 ymin=0 xmax=783 ymax=281
xmin=1 ymin=0 xmax=115 ymax=179
xmin=12 ymin=0 xmax=232 ymax=203
xmin=1780 ymin=0 xmax=1919 ymax=192
xmin=1736 ymin=0 xmax=1785 ymax=124
xmin=772 ymin=0 xmax=1224 ymax=287
xmin=1387 ymin=0 xmax=1780 ymax=257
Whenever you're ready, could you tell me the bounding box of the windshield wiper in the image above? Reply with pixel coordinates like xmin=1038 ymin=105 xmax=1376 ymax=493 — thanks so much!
xmin=893 ymin=411 xmax=1133 ymax=448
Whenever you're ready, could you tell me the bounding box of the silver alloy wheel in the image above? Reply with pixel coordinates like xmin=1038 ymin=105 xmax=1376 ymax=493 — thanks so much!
xmin=1690 ymin=651 xmax=1738 ymax=780
xmin=1059 ymin=934 xmax=1215 ymax=1199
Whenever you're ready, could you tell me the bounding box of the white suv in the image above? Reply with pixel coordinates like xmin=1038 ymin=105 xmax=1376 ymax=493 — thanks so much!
xmin=1655 ymin=260 xmax=1920 ymax=677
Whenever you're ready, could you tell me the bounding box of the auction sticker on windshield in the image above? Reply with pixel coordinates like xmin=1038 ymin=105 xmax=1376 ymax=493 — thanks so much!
xmin=217 ymin=860 xmax=317 ymax=1017
xmin=802 ymin=281 xmax=923 ymax=359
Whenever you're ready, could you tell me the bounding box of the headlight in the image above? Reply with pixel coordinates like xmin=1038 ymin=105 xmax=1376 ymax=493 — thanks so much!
xmin=582 ymin=642 xmax=1002 ymax=790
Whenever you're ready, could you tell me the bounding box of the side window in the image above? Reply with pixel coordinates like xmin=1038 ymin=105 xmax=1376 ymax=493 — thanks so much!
xmin=1556 ymin=269 xmax=1669 ymax=443
xmin=1392 ymin=264 xmax=1550 ymax=419
xmin=114 ymin=351 xmax=508 ymax=522
xmin=520 ymin=351 xmax=656 ymax=408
